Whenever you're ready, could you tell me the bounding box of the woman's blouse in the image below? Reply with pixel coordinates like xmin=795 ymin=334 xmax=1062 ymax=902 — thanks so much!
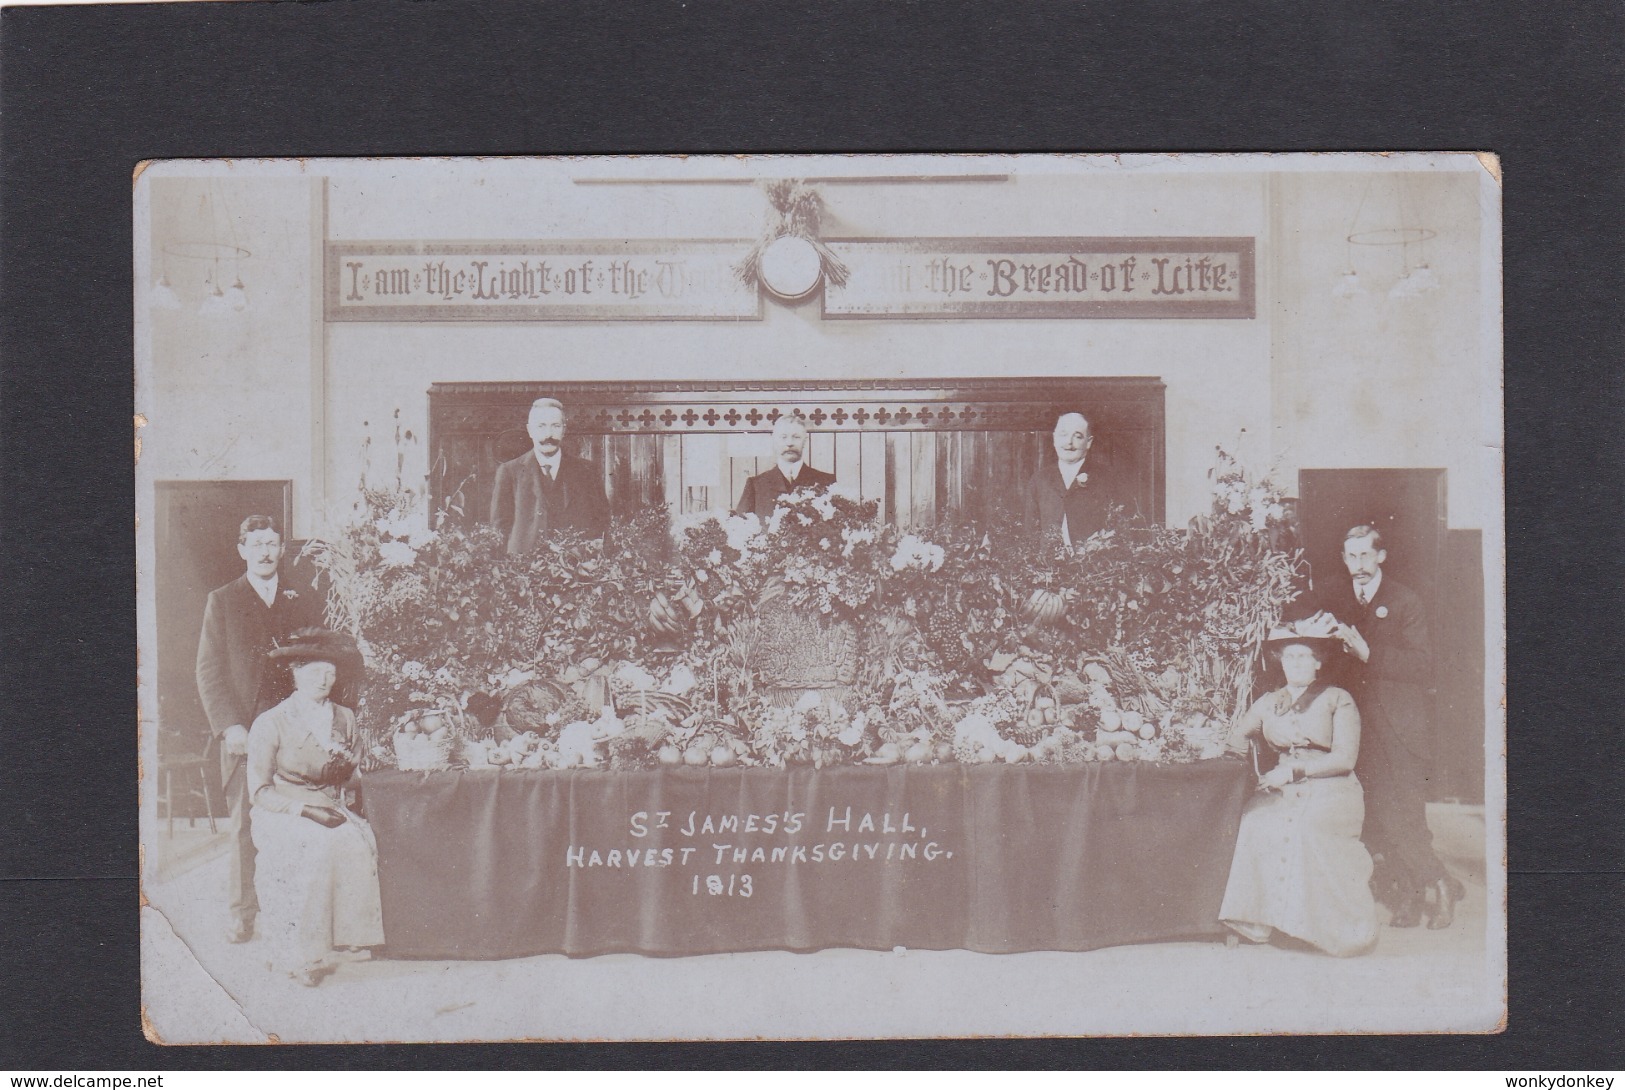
xmin=247 ymin=692 xmax=361 ymax=814
xmin=1237 ymin=684 xmax=1360 ymax=756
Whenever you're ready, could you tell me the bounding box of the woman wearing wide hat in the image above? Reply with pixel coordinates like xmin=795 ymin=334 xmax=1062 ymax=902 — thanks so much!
xmin=246 ymin=628 xmax=381 ymax=986
xmin=1218 ymin=625 xmax=1379 ymax=956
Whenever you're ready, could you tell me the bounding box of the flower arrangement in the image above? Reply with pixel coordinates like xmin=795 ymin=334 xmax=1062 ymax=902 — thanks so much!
xmin=303 ymin=447 xmax=1303 ymax=772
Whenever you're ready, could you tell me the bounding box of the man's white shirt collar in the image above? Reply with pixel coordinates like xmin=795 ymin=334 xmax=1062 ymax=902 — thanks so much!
xmin=533 ymin=449 xmax=561 ymax=477
xmin=778 ymin=459 xmax=802 ymax=484
xmin=248 ymin=571 xmax=279 ymax=607
xmin=1356 ymin=569 xmax=1383 ymax=604
xmin=1059 ymin=459 xmax=1087 ymax=488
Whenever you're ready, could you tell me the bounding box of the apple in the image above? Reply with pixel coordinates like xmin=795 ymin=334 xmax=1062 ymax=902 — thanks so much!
xmin=683 ymin=744 xmax=710 ymax=767
xmin=710 ymin=746 xmax=737 ymax=768
xmin=657 ymin=744 xmax=683 ymax=767
xmin=1115 ymin=743 xmax=1137 ymax=762
xmin=418 ymin=713 xmax=445 ymax=735
xmin=1137 ymin=724 xmax=1156 ymax=741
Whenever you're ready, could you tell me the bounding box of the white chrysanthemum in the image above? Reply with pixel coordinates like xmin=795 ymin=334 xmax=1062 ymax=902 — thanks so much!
xmin=377 ymin=540 xmax=419 ymax=568
xmin=889 ymin=534 xmax=945 ymax=572
xmin=724 ymin=512 xmax=764 ymax=552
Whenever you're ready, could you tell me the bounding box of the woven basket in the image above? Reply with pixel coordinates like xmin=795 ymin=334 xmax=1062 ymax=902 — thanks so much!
xmin=392 ymin=729 xmax=454 ymax=771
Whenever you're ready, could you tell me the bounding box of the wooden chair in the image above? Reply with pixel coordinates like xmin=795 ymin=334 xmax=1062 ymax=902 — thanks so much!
xmin=158 ymin=738 xmax=218 ymax=837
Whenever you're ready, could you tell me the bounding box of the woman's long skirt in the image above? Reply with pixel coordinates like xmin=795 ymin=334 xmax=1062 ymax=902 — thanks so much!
xmin=1219 ymin=774 xmax=1379 ymax=957
xmin=251 ymin=804 xmax=384 ymax=972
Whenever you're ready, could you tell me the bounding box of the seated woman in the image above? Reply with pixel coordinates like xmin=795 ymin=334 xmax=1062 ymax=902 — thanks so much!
xmin=247 ymin=629 xmax=382 ymax=986
xmin=1219 ymin=627 xmax=1379 ymax=957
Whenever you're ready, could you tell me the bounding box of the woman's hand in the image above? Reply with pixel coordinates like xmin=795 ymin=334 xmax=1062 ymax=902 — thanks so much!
xmin=299 ymin=804 xmax=346 ymax=829
xmin=1259 ymin=764 xmax=1295 ymax=790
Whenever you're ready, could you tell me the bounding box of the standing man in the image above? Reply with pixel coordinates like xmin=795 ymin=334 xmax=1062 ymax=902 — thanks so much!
xmin=1020 ymin=411 xmax=1119 ymax=546
xmin=734 ymin=413 xmax=836 ymax=519
xmin=490 ymin=397 xmax=610 ymax=554
xmin=1313 ymin=525 xmax=1460 ymax=929
xmin=195 ymin=515 xmax=320 ymax=943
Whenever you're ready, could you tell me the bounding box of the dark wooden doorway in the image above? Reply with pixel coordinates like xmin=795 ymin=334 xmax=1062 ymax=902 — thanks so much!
xmin=1297 ymin=468 xmax=1484 ymax=804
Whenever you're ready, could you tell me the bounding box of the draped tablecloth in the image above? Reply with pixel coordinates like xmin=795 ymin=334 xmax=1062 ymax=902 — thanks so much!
xmin=363 ymin=759 xmax=1249 ymax=959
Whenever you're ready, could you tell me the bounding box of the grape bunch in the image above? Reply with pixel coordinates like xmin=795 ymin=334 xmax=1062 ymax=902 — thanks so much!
xmin=923 ymin=609 xmax=970 ymax=668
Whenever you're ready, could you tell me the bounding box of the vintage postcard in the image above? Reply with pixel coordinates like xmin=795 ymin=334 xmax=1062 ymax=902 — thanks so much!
xmin=135 ymin=153 xmax=1505 ymax=1043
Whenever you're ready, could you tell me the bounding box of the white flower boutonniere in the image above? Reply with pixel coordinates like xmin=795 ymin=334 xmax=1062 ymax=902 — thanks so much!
xmin=1374 ymin=605 xmax=1388 ymax=619
xmin=282 ymin=589 xmax=299 ymax=600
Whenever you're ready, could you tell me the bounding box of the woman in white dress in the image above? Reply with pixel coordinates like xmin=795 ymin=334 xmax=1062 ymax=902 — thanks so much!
xmin=1219 ymin=628 xmax=1379 ymax=957
xmin=247 ymin=629 xmax=382 ymax=986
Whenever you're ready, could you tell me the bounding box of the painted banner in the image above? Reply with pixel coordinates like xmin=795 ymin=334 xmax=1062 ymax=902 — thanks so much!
xmin=325 ymin=240 xmax=762 ymax=321
xmin=822 ymin=237 xmax=1255 ymax=319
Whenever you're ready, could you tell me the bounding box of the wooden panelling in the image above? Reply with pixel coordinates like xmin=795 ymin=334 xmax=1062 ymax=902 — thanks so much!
xmin=430 ymin=378 xmax=1166 ymax=527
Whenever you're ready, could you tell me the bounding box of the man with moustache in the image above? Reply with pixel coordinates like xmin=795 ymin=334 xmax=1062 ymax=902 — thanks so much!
xmin=1020 ymin=410 xmax=1120 ymax=546
xmin=734 ymin=413 xmax=837 ymax=519
xmin=1308 ymin=524 xmax=1461 ymax=929
xmin=195 ymin=515 xmax=321 ymax=943
xmin=490 ymin=397 xmax=610 ymax=554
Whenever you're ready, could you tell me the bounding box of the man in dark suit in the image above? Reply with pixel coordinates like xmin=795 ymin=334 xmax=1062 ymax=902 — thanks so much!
xmin=195 ymin=514 xmax=320 ymax=942
xmin=1019 ymin=411 xmax=1119 ymax=546
xmin=1313 ymin=524 xmax=1459 ymax=929
xmin=490 ymin=397 xmax=610 ymax=554
xmin=734 ymin=414 xmax=836 ymax=519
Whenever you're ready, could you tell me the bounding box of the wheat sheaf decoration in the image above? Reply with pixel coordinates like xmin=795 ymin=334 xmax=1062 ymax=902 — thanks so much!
xmin=735 ymin=179 xmax=851 ymax=293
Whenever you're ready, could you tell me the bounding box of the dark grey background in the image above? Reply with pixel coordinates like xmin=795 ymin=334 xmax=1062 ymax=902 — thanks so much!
xmin=2 ymin=0 xmax=1619 ymax=1068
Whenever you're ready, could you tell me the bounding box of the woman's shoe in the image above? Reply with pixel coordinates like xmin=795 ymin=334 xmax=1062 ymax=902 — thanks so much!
xmin=1426 ymin=877 xmax=1458 ymax=930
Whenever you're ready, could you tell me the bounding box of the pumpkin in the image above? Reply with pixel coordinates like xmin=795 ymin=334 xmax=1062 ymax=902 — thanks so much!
xmin=648 ymin=592 xmax=690 ymax=636
xmin=1022 ymin=589 xmax=1068 ymax=626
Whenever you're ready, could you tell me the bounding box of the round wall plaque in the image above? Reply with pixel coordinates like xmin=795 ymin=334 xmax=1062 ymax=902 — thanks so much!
xmin=758 ymin=234 xmax=823 ymax=300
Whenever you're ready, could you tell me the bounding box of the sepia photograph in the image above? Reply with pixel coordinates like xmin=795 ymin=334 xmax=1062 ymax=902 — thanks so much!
xmin=133 ymin=152 xmax=1505 ymax=1043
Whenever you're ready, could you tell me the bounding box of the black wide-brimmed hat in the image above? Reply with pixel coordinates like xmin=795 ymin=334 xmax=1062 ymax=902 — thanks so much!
xmin=268 ymin=627 xmax=363 ymax=682
xmin=1262 ymin=624 xmax=1340 ymax=659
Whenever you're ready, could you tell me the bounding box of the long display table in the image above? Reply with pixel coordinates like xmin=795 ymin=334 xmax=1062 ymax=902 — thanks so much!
xmin=363 ymin=759 xmax=1250 ymax=960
